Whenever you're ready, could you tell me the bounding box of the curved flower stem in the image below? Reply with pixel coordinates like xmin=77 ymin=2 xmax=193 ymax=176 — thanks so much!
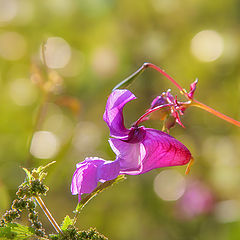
xmin=144 ymin=64 xmax=240 ymax=127
xmin=73 ymin=175 xmax=126 ymax=225
xmin=113 ymin=63 xmax=188 ymax=97
xmin=135 ymin=104 xmax=174 ymax=126
xmin=35 ymin=196 xmax=62 ymax=234
xmin=114 ymin=62 xmax=240 ymax=128
xmin=143 ymin=63 xmax=187 ymax=96
xmin=191 ymin=99 xmax=240 ymax=127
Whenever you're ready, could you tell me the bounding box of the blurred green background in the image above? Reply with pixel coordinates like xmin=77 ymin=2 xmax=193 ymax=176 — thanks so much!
xmin=0 ymin=0 xmax=240 ymax=239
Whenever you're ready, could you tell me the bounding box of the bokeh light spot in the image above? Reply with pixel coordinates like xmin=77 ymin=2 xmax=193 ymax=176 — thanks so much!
xmin=0 ymin=32 xmax=27 ymax=60
xmin=0 ymin=0 xmax=18 ymax=23
xmin=142 ymin=32 xmax=169 ymax=59
xmin=30 ymin=131 xmax=59 ymax=159
xmin=41 ymin=37 xmax=71 ymax=69
xmin=44 ymin=0 xmax=75 ymax=16
xmin=60 ymin=50 xmax=84 ymax=77
xmin=91 ymin=47 xmax=118 ymax=78
xmin=191 ymin=30 xmax=224 ymax=62
xmin=153 ymin=169 xmax=186 ymax=201
xmin=8 ymin=78 xmax=37 ymax=106
xmin=14 ymin=0 xmax=34 ymax=25
xmin=43 ymin=113 xmax=74 ymax=144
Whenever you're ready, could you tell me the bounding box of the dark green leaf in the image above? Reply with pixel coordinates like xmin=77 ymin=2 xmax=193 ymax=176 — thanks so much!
xmin=22 ymin=168 xmax=32 ymax=182
xmin=0 ymin=223 xmax=34 ymax=240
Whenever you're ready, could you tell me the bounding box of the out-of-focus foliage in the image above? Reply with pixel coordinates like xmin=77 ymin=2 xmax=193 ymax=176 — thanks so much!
xmin=0 ymin=0 xmax=240 ymax=239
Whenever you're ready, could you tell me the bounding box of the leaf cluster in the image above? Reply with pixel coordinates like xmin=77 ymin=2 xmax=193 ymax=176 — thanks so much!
xmin=0 ymin=223 xmax=35 ymax=240
xmin=0 ymin=162 xmax=56 ymax=239
xmin=50 ymin=226 xmax=108 ymax=240
xmin=0 ymin=162 xmax=111 ymax=239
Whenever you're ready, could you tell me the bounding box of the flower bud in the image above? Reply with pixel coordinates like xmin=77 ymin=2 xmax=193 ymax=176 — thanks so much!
xmin=164 ymin=115 xmax=176 ymax=130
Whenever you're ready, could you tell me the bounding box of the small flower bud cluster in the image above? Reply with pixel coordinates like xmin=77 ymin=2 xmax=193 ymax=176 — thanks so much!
xmin=50 ymin=226 xmax=108 ymax=240
xmin=29 ymin=179 xmax=49 ymax=196
xmin=27 ymin=200 xmax=45 ymax=237
xmin=0 ymin=179 xmax=49 ymax=237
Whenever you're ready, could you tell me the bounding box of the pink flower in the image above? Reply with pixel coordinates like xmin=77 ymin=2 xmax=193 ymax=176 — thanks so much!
xmin=71 ymin=89 xmax=192 ymax=201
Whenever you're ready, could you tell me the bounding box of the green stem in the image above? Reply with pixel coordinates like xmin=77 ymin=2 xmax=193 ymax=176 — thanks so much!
xmin=73 ymin=175 xmax=126 ymax=225
xmin=113 ymin=63 xmax=187 ymax=96
xmin=35 ymin=196 xmax=62 ymax=234
xmin=191 ymin=99 xmax=240 ymax=127
xmin=26 ymin=43 xmax=62 ymax=235
xmin=112 ymin=64 xmax=147 ymax=91
xmin=41 ymin=42 xmax=48 ymax=68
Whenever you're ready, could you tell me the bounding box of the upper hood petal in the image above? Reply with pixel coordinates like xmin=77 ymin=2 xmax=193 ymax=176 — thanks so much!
xmin=103 ymin=89 xmax=136 ymax=139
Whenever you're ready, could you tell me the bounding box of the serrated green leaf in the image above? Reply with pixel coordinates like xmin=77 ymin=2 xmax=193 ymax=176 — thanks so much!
xmin=22 ymin=168 xmax=32 ymax=181
xmin=0 ymin=225 xmax=15 ymax=239
xmin=39 ymin=172 xmax=48 ymax=181
xmin=31 ymin=161 xmax=56 ymax=180
xmin=0 ymin=223 xmax=34 ymax=240
xmin=61 ymin=215 xmax=73 ymax=231
xmin=37 ymin=161 xmax=56 ymax=173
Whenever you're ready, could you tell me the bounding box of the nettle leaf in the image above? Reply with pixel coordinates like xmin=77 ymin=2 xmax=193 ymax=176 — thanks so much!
xmin=61 ymin=215 xmax=74 ymax=231
xmin=34 ymin=161 xmax=56 ymax=180
xmin=22 ymin=168 xmax=32 ymax=181
xmin=36 ymin=161 xmax=56 ymax=174
xmin=0 ymin=223 xmax=34 ymax=239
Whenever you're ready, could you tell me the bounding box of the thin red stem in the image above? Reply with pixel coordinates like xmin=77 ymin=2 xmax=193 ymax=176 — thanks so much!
xmin=191 ymin=99 xmax=240 ymax=127
xmin=122 ymin=63 xmax=240 ymax=128
xmin=143 ymin=63 xmax=187 ymax=97
xmin=145 ymin=63 xmax=240 ymax=128
xmin=135 ymin=104 xmax=173 ymax=126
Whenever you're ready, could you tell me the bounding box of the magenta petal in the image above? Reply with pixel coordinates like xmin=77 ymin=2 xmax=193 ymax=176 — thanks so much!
xmin=97 ymin=159 xmax=120 ymax=181
xmin=71 ymin=157 xmax=120 ymax=201
xmin=140 ymin=128 xmax=191 ymax=173
xmin=109 ymin=138 xmax=146 ymax=174
xmin=188 ymin=79 xmax=198 ymax=99
xmin=103 ymin=89 xmax=136 ymax=139
xmin=71 ymin=159 xmax=101 ymax=201
xmin=150 ymin=94 xmax=168 ymax=109
xmin=109 ymin=128 xmax=191 ymax=175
